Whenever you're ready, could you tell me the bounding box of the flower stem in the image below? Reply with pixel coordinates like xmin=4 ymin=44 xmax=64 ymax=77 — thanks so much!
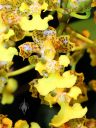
xmin=71 ymin=64 xmax=76 ymax=71
xmin=7 ymin=64 xmax=35 ymax=77
xmin=57 ymin=22 xmax=66 ymax=36
xmin=76 ymin=33 xmax=94 ymax=44
xmin=70 ymin=11 xmax=91 ymax=19
xmin=66 ymin=26 xmax=95 ymax=45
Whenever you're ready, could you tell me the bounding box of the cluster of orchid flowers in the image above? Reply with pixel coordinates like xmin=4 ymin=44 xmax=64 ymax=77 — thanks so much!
xmin=0 ymin=115 xmax=41 ymax=128
xmin=0 ymin=0 xmax=96 ymax=128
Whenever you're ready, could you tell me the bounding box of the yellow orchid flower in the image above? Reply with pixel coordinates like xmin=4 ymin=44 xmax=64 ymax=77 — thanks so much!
xmin=14 ymin=120 xmax=29 ymax=128
xmin=2 ymin=29 xmax=14 ymax=40
xmin=19 ymin=2 xmax=29 ymax=12
xmin=35 ymin=61 xmax=46 ymax=75
xmin=30 ymin=122 xmax=41 ymax=128
xmin=1 ymin=91 xmax=14 ymax=105
xmin=19 ymin=14 xmax=53 ymax=31
xmin=35 ymin=60 xmax=58 ymax=75
xmin=35 ymin=39 xmax=56 ymax=75
xmin=2 ymin=117 xmax=12 ymax=128
xmin=44 ymin=86 xmax=81 ymax=106
xmin=40 ymin=39 xmax=56 ymax=61
xmin=6 ymin=78 xmax=18 ymax=93
xmin=19 ymin=1 xmax=53 ymax=31
xmin=35 ymin=71 xmax=77 ymax=96
xmin=35 ymin=54 xmax=70 ymax=75
xmin=50 ymin=102 xmax=87 ymax=127
xmin=44 ymin=93 xmax=57 ymax=107
xmin=67 ymin=86 xmax=82 ymax=100
xmin=1 ymin=78 xmax=18 ymax=105
xmin=0 ymin=46 xmax=18 ymax=62
xmin=59 ymin=55 xmax=70 ymax=67
xmin=0 ymin=29 xmax=15 ymax=45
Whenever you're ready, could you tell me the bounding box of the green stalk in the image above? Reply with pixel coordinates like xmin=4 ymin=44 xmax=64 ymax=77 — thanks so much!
xmin=7 ymin=64 xmax=35 ymax=77
xmin=76 ymin=33 xmax=94 ymax=44
xmin=71 ymin=64 xmax=76 ymax=71
xmin=70 ymin=11 xmax=91 ymax=19
xmin=66 ymin=26 xmax=95 ymax=45
xmin=56 ymin=22 xmax=66 ymax=36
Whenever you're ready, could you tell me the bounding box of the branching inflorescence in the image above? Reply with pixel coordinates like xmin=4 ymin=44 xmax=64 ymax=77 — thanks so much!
xmin=0 ymin=0 xmax=96 ymax=128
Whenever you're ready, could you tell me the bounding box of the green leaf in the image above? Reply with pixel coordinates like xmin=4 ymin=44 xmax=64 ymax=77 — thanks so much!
xmin=70 ymin=18 xmax=96 ymax=40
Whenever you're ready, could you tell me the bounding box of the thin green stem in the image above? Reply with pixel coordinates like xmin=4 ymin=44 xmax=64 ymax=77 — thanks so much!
xmin=70 ymin=11 xmax=91 ymax=19
xmin=76 ymin=33 xmax=94 ymax=44
xmin=56 ymin=22 xmax=66 ymax=36
xmin=7 ymin=64 xmax=35 ymax=77
xmin=66 ymin=26 xmax=95 ymax=45
xmin=71 ymin=50 xmax=84 ymax=70
xmin=71 ymin=64 xmax=76 ymax=71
